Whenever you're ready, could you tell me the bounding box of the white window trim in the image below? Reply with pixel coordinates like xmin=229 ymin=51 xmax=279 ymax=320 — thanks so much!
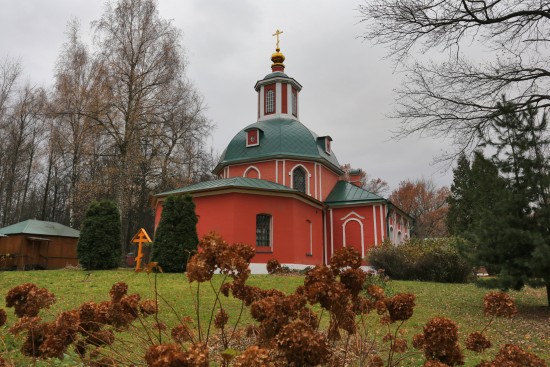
xmin=342 ymin=217 xmax=365 ymax=258
xmin=325 ymin=138 xmax=331 ymax=154
xmin=243 ymin=166 xmax=261 ymax=179
xmin=246 ymin=130 xmax=260 ymax=147
xmin=256 ymin=213 xmax=273 ymax=249
xmin=340 ymin=211 xmax=365 ymax=221
xmin=289 ymin=164 xmax=312 ymax=195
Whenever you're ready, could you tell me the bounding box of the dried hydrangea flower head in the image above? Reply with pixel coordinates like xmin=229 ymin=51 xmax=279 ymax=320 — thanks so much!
xmin=5 ymin=283 xmax=55 ymax=317
xmin=418 ymin=317 xmax=464 ymax=366
xmin=384 ymin=293 xmax=416 ymax=322
xmin=465 ymin=331 xmax=491 ymax=353
xmin=483 ymin=292 xmax=517 ymax=318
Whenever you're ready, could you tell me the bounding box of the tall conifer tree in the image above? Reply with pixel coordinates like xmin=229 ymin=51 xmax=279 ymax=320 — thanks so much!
xmin=447 ymin=154 xmax=472 ymax=236
xmin=462 ymin=101 xmax=550 ymax=305
xmin=152 ymin=194 xmax=198 ymax=273
xmin=77 ymin=200 xmax=121 ymax=269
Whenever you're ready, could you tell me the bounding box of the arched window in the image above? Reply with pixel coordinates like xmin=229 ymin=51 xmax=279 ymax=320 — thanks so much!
xmin=292 ymin=167 xmax=306 ymax=193
xmin=265 ymin=89 xmax=275 ymax=114
xmin=256 ymin=214 xmax=272 ymax=247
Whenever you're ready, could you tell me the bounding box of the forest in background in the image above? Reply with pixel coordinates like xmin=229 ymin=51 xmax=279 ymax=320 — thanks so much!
xmin=0 ymin=0 xmax=214 ymax=250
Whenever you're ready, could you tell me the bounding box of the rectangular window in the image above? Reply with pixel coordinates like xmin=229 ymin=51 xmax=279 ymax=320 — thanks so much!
xmin=256 ymin=214 xmax=272 ymax=247
xmin=265 ymin=85 xmax=276 ymax=115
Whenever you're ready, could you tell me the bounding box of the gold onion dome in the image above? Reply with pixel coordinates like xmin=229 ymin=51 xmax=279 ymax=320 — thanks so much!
xmin=271 ymin=47 xmax=285 ymax=67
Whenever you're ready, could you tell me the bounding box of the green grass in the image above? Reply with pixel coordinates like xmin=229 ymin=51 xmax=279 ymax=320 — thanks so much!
xmin=0 ymin=269 xmax=548 ymax=366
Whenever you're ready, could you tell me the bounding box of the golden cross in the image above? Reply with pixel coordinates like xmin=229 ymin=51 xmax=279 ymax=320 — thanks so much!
xmin=131 ymin=228 xmax=152 ymax=272
xmin=272 ymin=29 xmax=283 ymax=49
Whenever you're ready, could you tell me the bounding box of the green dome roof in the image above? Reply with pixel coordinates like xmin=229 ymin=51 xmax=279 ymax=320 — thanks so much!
xmin=214 ymin=118 xmax=342 ymax=174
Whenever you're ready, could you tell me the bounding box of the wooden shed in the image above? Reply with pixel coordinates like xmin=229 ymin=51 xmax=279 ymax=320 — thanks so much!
xmin=0 ymin=219 xmax=80 ymax=270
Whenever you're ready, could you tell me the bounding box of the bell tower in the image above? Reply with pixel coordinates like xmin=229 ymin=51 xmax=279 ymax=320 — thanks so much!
xmin=254 ymin=29 xmax=302 ymax=121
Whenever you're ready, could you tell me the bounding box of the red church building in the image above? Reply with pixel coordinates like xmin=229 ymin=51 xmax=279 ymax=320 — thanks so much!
xmin=152 ymin=40 xmax=411 ymax=273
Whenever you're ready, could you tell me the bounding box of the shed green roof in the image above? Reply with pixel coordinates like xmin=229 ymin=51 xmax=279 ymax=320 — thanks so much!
xmin=0 ymin=219 xmax=80 ymax=238
xmin=157 ymin=177 xmax=297 ymax=197
xmin=214 ymin=118 xmax=342 ymax=174
xmin=325 ymin=181 xmax=386 ymax=205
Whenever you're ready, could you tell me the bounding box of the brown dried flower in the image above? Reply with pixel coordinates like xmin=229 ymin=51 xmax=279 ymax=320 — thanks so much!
xmin=109 ymin=282 xmax=128 ymax=303
xmin=412 ymin=333 xmax=425 ymax=349
xmin=266 ymin=258 xmax=282 ymax=274
xmin=275 ymin=319 xmax=331 ymax=366
xmin=483 ymin=292 xmax=517 ymax=318
xmin=367 ymin=354 xmax=385 ymax=367
xmin=385 ymin=293 xmax=416 ymax=322
xmin=330 ymin=246 xmax=362 ymax=272
xmin=367 ymin=285 xmax=386 ymax=301
xmin=214 ymin=308 xmax=229 ymax=329
xmin=186 ymin=253 xmax=214 ymax=283
xmin=78 ymin=301 xmax=101 ymax=332
xmin=171 ymin=322 xmax=194 ymax=343
xmin=339 ymin=268 xmax=367 ymax=296
xmin=145 ymin=344 xmax=184 ymax=367
xmin=392 ymin=338 xmax=408 ymax=353
xmin=140 ymin=299 xmax=158 ymax=316
xmin=5 ymin=283 xmax=55 ymax=317
xmin=232 ymin=345 xmax=272 ymax=367
xmin=421 ymin=317 xmax=464 ymax=366
xmin=465 ymin=331 xmax=491 ymax=353
xmin=482 ymin=343 xmax=546 ymax=367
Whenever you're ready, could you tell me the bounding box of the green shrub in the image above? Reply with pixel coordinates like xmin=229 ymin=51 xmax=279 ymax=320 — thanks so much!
xmin=152 ymin=194 xmax=198 ymax=273
xmin=368 ymin=238 xmax=473 ymax=283
xmin=77 ymin=200 xmax=121 ymax=270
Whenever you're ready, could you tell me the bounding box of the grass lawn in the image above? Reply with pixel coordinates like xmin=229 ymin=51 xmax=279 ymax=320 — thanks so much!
xmin=0 ymin=268 xmax=548 ymax=366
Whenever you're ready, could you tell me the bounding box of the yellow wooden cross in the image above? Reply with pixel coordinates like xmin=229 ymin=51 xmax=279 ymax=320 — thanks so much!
xmin=131 ymin=228 xmax=152 ymax=272
xmin=272 ymin=29 xmax=283 ymax=49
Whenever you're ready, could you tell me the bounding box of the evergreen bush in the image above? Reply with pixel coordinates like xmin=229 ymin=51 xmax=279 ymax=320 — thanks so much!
xmin=368 ymin=238 xmax=473 ymax=283
xmin=77 ymin=200 xmax=121 ymax=270
xmin=152 ymin=194 xmax=198 ymax=273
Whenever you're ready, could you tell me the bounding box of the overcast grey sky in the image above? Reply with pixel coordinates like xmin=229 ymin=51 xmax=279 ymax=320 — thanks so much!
xmin=0 ymin=0 xmax=454 ymax=192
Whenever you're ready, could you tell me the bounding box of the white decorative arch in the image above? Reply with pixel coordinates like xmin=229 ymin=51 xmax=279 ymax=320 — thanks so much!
xmin=288 ymin=163 xmax=312 ymax=195
xmin=340 ymin=211 xmax=365 ymax=221
xmin=243 ymin=166 xmax=261 ymax=179
xmin=342 ymin=217 xmax=365 ymax=258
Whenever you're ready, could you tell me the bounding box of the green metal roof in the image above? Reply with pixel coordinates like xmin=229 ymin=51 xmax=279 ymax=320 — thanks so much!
xmin=214 ymin=118 xmax=342 ymax=174
xmin=325 ymin=181 xmax=386 ymax=205
xmin=0 ymin=219 xmax=80 ymax=238
xmin=156 ymin=177 xmax=297 ymax=197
